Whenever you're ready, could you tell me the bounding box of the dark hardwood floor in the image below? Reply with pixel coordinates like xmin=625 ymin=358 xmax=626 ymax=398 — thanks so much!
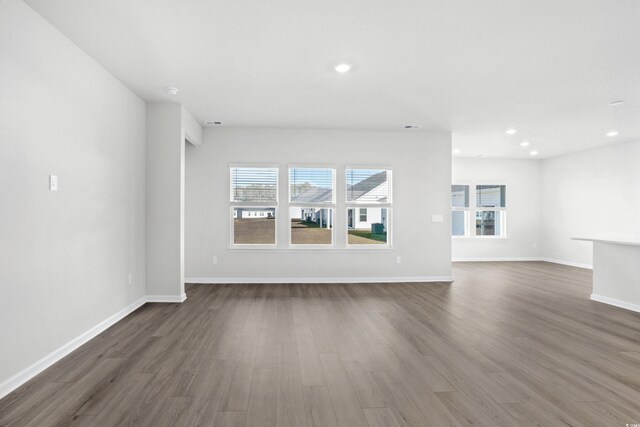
xmin=2 ymin=262 xmax=640 ymax=426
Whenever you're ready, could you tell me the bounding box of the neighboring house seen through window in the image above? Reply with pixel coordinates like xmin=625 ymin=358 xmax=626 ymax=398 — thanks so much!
xmin=346 ymin=169 xmax=392 ymax=246
xmin=289 ymin=167 xmax=335 ymax=246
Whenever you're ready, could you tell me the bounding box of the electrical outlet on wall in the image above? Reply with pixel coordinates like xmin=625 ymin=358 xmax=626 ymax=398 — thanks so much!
xmin=212 ymin=256 xmax=218 ymax=265
xmin=532 ymin=243 xmax=537 ymax=249
xmin=397 ymin=256 xmax=402 ymax=264
xmin=127 ymin=273 xmax=133 ymax=285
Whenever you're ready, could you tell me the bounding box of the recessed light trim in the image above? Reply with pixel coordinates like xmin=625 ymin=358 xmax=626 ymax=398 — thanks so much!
xmin=606 ymin=130 xmax=619 ymax=137
xmin=520 ymin=141 xmax=530 ymax=147
xmin=505 ymin=128 xmax=517 ymax=135
xmin=529 ymin=150 xmax=538 ymax=156
xmin=165 ymin=87 xmax=179 ymax=95
xmin=335 ymin=63 xmax=352 ymax=73
xmin=609 ymin=100 xmax=624 ymax=106
xmin=404 ymin=125 xmax=421 ymax=129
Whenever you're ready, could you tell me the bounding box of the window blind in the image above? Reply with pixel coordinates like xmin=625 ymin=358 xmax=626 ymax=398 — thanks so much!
xmin=476 ymin=185 xmax=506 ymax=208
xmin=346 ymin=169 xmax=390 ymax=203
xmin=289 ymin=168 xmax=334 ymax=203
xmin=451 ymin=185 xmax=469 ymax=208
xmin=230 ymin=167 xmax=278 ymax=202
xmin=451 ymin=211 xmax=466 ymax=236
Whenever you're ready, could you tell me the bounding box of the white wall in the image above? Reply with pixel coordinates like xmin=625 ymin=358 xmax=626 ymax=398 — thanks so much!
xmin=182 ymin=107 xmax=203 ymax=147
xmin=185 ymin=128 xmax=452 ymax=282
xmin=541 ymin=140 xmax=640 ymax=267
xmin=145 ymin=103 xmax=185 ymax=299
xmin=452 ymin=158 xmax=542 ymax=261
xmin=0 ymin=0 xmax=146 ymax=390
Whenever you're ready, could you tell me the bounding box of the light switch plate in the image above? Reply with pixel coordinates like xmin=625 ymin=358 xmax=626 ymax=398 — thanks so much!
xmin=49 ymin=175 xmax=58 ymax=191
xmin=431 ymin=214 xmax=444 ymax=223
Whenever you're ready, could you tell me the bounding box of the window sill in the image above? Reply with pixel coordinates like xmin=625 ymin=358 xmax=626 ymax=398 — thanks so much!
xmin=228 ymin=247 xmax=395 ymax=253
xmin=452 ymin=236 xmax=508 ymax=240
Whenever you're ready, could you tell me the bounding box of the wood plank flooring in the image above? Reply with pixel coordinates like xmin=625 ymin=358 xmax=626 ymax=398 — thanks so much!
xmin=2 ymin=261 xmax=640 ymax=426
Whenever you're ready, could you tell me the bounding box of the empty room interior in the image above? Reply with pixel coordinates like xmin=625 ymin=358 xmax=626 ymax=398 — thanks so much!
xmin=2 ymin=0 xmax=640 ymax=425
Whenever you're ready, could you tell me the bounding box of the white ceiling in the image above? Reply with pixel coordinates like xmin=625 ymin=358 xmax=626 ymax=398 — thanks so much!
xmin=25 ymin=0 xmax=640 ymax=158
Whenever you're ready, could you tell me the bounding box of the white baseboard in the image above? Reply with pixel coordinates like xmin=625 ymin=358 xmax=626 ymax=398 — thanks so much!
xmin=186 ymin=276 xmax=453 ymax=284
xmin=0 ymin=295 xmax=147 ymax=400
xmin=146 ymin=294 xmax=187 ymax=303
xmin=541 ymin=257 xmax=593 ymax=270
xmin=452 ymin=257 xmax=541 ymax=262
xmin=0 ymin=293 xmax=188 ymax=400
xmin=591 ymin=294 xmax=640 ymax=314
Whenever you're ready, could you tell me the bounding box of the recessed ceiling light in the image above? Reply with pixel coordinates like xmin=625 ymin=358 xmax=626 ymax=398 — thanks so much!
xmin=609 ymin=100 xmax=624 ymax=106
xmin=606 ymin=130 xmax=619 ymax=137
xmin=335 ymin=63 xmax=351 ymax=73
xmin=529 ymin=150 xmax=538 ymax=156
xmin=520 ymin=141 xmax=530 ymax=147
xmin=453 ymin=149 xmax=461 ymax=154
xmin=505 ymin=128 xmax=517 ymax=135
xmin=165 ymin=87 xmax=179 ymax=95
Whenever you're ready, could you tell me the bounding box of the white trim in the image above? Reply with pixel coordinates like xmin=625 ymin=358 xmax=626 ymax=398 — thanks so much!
xmin=146 ymin=294 xmax=187 ymax=303
xmin=185 ymin=276 xmax=453 ymax=284
xmin=0 ymin=296 xmax=147 ymax=400
xmin=541 ymin=257 xmax=593 ymax=270
xmin=229 ymin=162 xmax=280 ymax=169
xmin=227 ymin=248 xmax=396 ymax=253
xmin=591 ymin=294 xmax=640 ymax=314
xmin=452 ymin=257 xmax=540 ymax=262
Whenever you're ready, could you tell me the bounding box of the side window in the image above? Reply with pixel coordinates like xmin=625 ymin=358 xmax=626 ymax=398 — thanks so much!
xmin=230 ymin=166 xmax=278 ymax=246
xmin=346 ymin=169 xmax=392 ymax=246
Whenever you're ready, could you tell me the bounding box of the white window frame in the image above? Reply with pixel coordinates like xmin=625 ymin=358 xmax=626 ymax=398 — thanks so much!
xmin=474 ymin=183 xmax=507 ymax=239
xmin=451 ymin=183 xmax=471 ymax=238
xmin=451 ymin=182 xmax=507 ymax=239
xmin=229 ymin=164 xmax=279 ymax=249
xmin=345 ymin=166 xmax=393 ymax=248
xmin=288 ymin=165 xmax=336 ymax=249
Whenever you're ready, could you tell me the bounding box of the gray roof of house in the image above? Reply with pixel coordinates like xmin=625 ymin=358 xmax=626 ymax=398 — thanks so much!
xmin=347 ymin=171 xmax=387 ymax=201
xmin=292 ymin=186 xmax=333 ymax=203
